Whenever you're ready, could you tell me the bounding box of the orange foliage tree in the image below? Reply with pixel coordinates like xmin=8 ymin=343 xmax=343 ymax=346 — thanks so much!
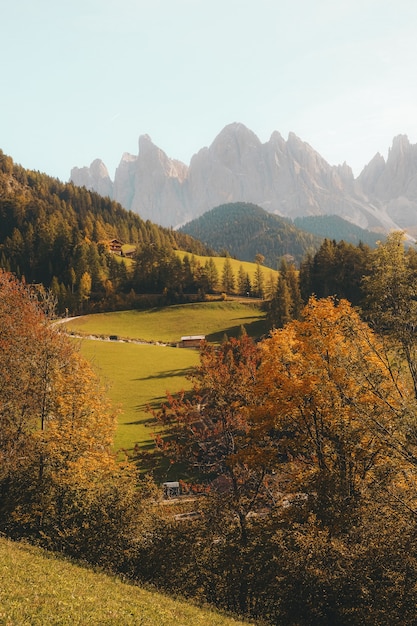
xmin=256 ymin=296 xmax=412 ymax=531
xmin=154 ymin=333 xmax=276 ymax=541
xmin=0 ymin=270 xmax=146 ymax=564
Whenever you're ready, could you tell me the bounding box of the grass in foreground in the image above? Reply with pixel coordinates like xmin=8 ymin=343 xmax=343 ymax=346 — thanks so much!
xmin=65 ymin=301 xmax=267 ymax=344
xmin=0 ymin=537 xmax=251 ymax=626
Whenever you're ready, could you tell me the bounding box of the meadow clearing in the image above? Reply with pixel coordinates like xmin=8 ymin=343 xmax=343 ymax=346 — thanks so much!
xmin=65 ymin=301 xmax=268 ymax=454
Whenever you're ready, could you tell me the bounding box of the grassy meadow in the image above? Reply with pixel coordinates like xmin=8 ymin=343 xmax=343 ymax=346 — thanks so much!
xmin=0 ymin=537 xmax=251 ymax=626
xmin=66 ymin=301 xmax=268 ymax=455
xmin=175 ymin=250 xmax=279 ymax=284
xmin=65 ymin=300 xmax=267 ymax=344
xmin=79 ymin=340 xmax=199 ymax=453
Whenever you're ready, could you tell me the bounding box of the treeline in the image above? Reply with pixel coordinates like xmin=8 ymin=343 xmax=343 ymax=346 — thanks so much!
xmin=266 ymin=236 xmax=399 ymax=329
xmin=4 ymin=232 xmax=417 ymax=624
xmin=0 ymin=151 xmax=214 ymax=312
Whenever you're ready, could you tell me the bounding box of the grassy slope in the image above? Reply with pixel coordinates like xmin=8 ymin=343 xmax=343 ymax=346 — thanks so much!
xmin=67 ymin=302 xmax=267 ymax=452
xmin=65 ymin=301 xmax=267 ymax=344
xmin=80 ymin=340 xmax=199 ymax=452
xmin=175 ymin=250 xmax=278 ymax=284
xmin=0 ymin=537 xmax=250 ymax=626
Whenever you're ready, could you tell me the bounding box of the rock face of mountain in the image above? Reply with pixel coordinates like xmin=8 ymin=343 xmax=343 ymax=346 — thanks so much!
xmin=71 ymin=158 xmax=113 ymax=199
xmin=70 ymin=123 xmax=417 ymax=232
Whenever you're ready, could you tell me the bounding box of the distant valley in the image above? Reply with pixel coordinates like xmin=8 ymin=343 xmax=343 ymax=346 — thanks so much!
xmin=71 ymin=123 xmax=417 ymax=234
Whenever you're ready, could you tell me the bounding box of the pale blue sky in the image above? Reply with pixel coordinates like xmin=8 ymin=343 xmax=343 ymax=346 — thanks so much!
xmin=1 ymin=0 xmax=417 ymax=181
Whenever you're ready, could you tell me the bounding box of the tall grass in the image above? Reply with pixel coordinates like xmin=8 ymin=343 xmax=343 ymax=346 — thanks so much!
xmin=0 ymin=537 xmax=251 ymax=625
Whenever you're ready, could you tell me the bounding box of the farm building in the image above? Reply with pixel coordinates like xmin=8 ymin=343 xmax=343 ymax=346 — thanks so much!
xmin=178 ymin=335 xmax=205 ymax=348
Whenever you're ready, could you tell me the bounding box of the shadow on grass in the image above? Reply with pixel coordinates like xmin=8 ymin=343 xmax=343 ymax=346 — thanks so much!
xmin=133 ymin=367 xmax=196 ymax=382
xmin=207 ymin=318 xmax=268 ymax=343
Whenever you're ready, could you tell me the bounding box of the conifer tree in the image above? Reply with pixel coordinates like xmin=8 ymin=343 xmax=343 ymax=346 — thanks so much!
xmin=237 ymin=264 xmax=247 ymax=296
xmin=204 ymin=257 xmax=219 ymax=292
xmin=222 ymin=256 xmax=235 ymax=293
xmin=253 ymin=263 xmax=265 ymax=298
xmin=268 ymin=273 xmax=293 ymax=328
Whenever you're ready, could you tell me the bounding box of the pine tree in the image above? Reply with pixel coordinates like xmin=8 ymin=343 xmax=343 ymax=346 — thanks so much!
xmin=268 ymin=273 xmax=293 ymax=328
xmin=253 ymin=263 xmax=265 ymax=298
xmin=222 ymin=257 xmax=235 ymax=293
xmin=237 ymin=264 xmax=247 ymax=296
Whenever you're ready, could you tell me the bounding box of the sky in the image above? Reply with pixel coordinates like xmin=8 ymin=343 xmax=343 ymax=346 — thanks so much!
xmin=2 ymin=0 xmax=417 ymax=182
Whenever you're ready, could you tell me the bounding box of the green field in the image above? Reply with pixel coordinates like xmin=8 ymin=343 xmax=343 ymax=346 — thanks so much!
xmin=65 ymin=301 xmax=267 ymax=344
xmin=79 ymin=340 xmax=199 ymax=453
xmin=65 ymin=301 xmax=268 ymax=455
xmin=0 ymin=537 xmax=250 ymax=626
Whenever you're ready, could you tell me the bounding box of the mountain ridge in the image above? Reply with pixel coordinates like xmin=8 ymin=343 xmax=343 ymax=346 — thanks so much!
xmin=70 ymin=123 xmax=417 ymax=233
xmin=179 ymin=202 xmax=321 ymax=267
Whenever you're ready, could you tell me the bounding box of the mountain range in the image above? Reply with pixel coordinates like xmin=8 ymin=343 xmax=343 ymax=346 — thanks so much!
xmin=70 ymin=123 xmax=417 ymax=234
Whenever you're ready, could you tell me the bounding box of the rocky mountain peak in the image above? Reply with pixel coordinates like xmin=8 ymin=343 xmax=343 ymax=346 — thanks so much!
xmin=209 ymin=122 xmax=262 ymax=163
xmin=70 ymin=159 xmax=113 ymax=198
xmin=69 ymin=125 xmax=417 ymax=233
xmin=388 ymin=134 xmax=411 ymax=161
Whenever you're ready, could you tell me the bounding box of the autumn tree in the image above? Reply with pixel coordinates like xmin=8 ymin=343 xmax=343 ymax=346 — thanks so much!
xmin=257 ymin=297 xmax=410 ymax=532
xmin=144 ymin=294 xmax=417 ymax=622
xmin=363 ymin=231 xmax=417 ymax=398
xmin=0 ymin=270 xmax=147 ymax=566
xmin=153 ymin=335 xmax=275 ymax=536
xmin=151 ymin=334 xmax=280 ymax=614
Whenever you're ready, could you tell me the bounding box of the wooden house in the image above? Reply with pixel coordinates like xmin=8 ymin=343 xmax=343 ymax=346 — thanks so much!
xmin=108 ymin=239 xmax=123 ymax=255
xmin=178 ymin=335 xmax=205 ymax=348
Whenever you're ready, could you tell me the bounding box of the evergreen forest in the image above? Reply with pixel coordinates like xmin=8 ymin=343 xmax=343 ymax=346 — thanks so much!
xmin=179 ymin=201 xmax=322 ymax=267
xmin=0 ymin=150 xmax=215 ymax=313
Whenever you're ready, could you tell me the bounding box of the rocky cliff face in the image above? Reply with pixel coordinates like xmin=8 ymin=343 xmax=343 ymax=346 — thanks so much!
xmin=71 ymin=158 xmax=113 ymax=199
xmin=70 ymin=123 xmax=417 ymax=232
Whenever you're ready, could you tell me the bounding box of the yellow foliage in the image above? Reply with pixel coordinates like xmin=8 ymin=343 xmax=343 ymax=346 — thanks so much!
xmin=256 ymin=297 xmax=409 ymax=514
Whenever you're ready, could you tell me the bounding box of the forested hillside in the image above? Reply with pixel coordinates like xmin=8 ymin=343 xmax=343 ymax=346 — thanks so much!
xmin=0 ymin=150 xmax=214 ymax=312
xmin=294 ymin=214 xmax=382 ymax=246
xmin=179 ymin=202 xmax=321 ymax=267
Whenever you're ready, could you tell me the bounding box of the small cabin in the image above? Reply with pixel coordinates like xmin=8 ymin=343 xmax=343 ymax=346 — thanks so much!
xmin=178 ymin=335 xmax=205 ymax=349
xmin=108 ymin=239 xmax=123 ymax=255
